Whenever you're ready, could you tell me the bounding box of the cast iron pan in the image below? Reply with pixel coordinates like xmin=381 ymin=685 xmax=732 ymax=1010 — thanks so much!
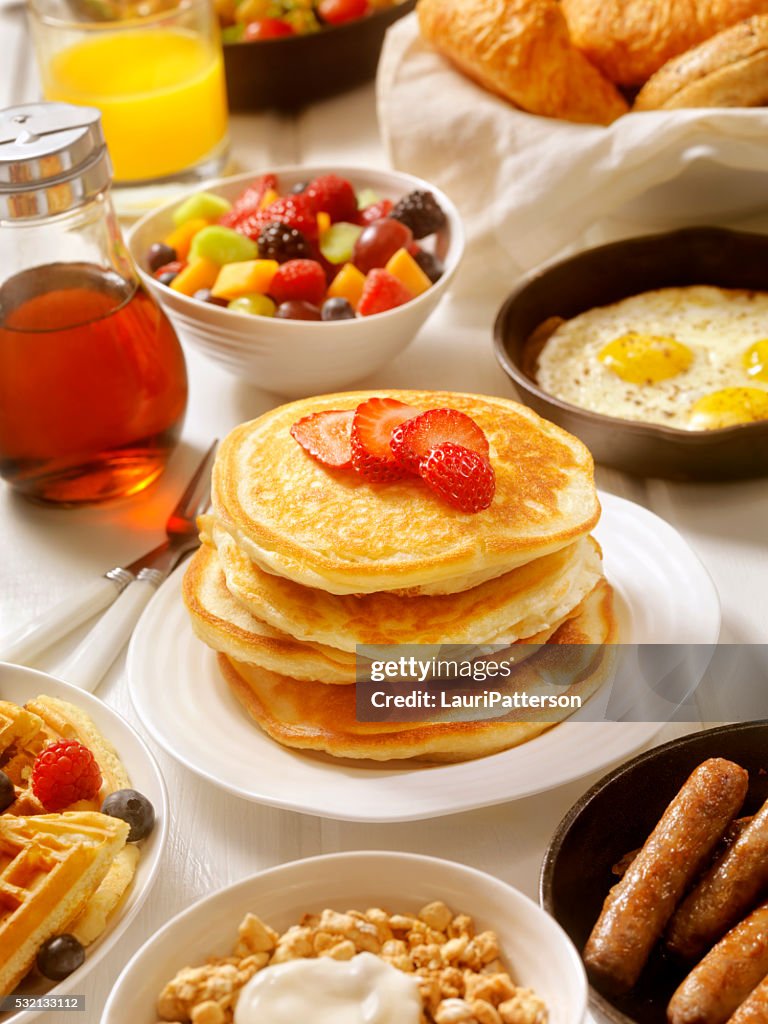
xmin=541 ymin=722 xmax=768 ymax=1024
xmin=493 ymin=227 xmax=768 ymax=480
xmin=223 ymin=1 xmax=417 ymax=111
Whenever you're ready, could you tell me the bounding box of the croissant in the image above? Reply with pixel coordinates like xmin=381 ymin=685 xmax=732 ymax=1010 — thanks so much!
xmin=417 ymin=0 xmax=628 ymax=125
xmin=561 ymin=0 xmax=768 ymax=86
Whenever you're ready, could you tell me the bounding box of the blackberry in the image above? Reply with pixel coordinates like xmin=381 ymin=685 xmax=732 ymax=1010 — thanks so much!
xmin=389 ymin=190 xmax=447 ymax=239
xmin=413 ymin=249 xmax=444 ymax=283
xmin=257 ymin=221 xmax=311 ymax=263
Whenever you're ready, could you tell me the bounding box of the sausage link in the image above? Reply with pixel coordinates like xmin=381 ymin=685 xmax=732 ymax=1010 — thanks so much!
xmin=668 ymin=798 xmax=768 ymax=960
xmin=668 ymin=903 xmax=768 ymax=1024
xmin=583 ymin=758 xmax=748 ymax=994
xmin=727 ymin=972 xmax=768 ymax=1024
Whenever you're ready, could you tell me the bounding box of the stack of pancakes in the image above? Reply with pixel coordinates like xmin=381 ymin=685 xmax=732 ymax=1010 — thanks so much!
xmin=183 ymin=390 xmax=617 ymax=763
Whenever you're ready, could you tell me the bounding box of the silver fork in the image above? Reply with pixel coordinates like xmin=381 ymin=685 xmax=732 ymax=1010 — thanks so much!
xmin=0 ymin=440 xmax=217 ymax=691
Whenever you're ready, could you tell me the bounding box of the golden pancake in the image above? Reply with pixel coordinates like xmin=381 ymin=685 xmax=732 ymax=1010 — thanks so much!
xmin=183 ymin=543 xmax=357 ymax=684
xmin=206 ymin=520 xmax=603 ymax=653
xmin=219 ymin=578 xmax=616 ymax=763
xmin=210 ymin=390 xmax=600 ymax=596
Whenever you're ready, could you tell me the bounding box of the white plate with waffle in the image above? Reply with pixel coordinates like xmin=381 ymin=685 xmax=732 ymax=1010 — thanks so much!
xmin=0 ymin=662 xmax=167 ymax=1024
xmin=127 ymin=493 xmax=720 ymax=822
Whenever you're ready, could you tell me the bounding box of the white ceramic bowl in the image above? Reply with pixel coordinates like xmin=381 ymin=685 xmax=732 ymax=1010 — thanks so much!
xmin=0 ymin=662 xmax=168 ymax=1024
xmin=127 ymin=166 xmax=464 ymax=398
xmin=102 ymin=851 xmax=587 ymax=1024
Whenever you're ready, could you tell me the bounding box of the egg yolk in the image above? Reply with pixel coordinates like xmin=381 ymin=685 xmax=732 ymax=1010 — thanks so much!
xmin=743 ymin=339 xmax=768 ymax=383
xmin=690 ymin=387 xmax=768 ymax=429
xmin=598 ymin=333 xmax=693 ymax=384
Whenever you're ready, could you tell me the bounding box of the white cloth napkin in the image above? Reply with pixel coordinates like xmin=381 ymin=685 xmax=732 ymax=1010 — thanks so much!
xmin=377 ymin=13 xmax=768 ymax=300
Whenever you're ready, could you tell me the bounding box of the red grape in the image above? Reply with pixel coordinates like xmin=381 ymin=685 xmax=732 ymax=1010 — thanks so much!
xmin=244 ymin=18 xmax=294 ymax=40
xmin=318 ymin=0 xmax=368 ymax=25
xmin=352 ymin=219 xmax=413 ymax=275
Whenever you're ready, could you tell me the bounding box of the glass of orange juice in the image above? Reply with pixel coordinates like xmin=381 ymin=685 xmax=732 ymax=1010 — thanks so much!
xmin=27 ymin=0 xmax=229 ymax=186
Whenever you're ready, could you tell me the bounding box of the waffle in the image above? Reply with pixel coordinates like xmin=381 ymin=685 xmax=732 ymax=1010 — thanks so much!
xmin=0 ymin=696 xmax=139 ymax=996
xmin=0 ymin=811 xmax=129 ymax=997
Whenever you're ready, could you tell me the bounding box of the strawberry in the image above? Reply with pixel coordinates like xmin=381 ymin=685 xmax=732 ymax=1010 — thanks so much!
xmin=419 ymin=442 xmax=495 ymax=513
xmin=351 ymin=398 xmax=422 ymax=481
xmin=270 ymin=259 xmax=327 ymax=306
xmin=31 ymin=740 xmax=103 ymax=812
xmin=305 ymin=174 xmax=358 ymax=223
xmin=219 ymin=173 xmax=278 ymax=229
xmin=391 ymin=408 xmax=490 ymax=474
xmin=237 ymin=193 xmax=318 ymax=241
xmin=357 ymin=269 xmax=413 ymax=317
xmin=291 ymin=410 xmax=354 ymax=469
xmin=358 ymin=198 xmax=394 ymax=225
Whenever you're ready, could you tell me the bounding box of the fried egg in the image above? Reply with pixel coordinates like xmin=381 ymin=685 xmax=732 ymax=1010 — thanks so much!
xmin=535 ymin=286 xmax=768 ymax=430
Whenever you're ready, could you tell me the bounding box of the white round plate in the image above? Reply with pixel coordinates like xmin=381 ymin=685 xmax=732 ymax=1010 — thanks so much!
xmin=126 ymin=492 xmax=720 ymax=822
xmin=102 ymin=851 xmax=587 ymax=1024
xmin=0 ymin=663 xmax=168 ymax=1024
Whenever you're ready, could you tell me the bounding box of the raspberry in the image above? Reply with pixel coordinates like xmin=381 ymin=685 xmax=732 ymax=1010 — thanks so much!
xmin=390 ymin=190 xmax=447 ymax=239
xmin=305 ymin=174 xmax=358 ymax=223
xmin=31 ymin=740 xmax=103 ymax=812
xmin=391 ymin=408 xmax=490 ymax=475
xmin=237 ymin=194 xmax=318 ymax=242
xmin=350 ymin=398 xmax=422 ymax=482
xmin=219 ymin=173 xmax=278 ymax=229
xmin=257 ymin=222 xmax=311 ymax=262
xmin=359 ymin=198 xmax=394 ymax=225
xmin=291 ymin=410 xmax=354 ymax=469
xmin=270 ymin=259 xmax=327 ymax=306
xmin=419 ymin=443 xmax=495 ymax=514
xmin=357 ymin=269 xmax=412 ymax=317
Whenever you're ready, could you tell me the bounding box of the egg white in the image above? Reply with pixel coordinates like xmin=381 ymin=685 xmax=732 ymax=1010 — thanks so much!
xmin=535 ymin=286 xmax=768 ymax=429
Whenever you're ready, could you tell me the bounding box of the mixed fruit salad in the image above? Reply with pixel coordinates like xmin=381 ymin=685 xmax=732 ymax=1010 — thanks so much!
xmin=146 ymin=171 xmax=448 ymax=322
xmin=217 ymin=0 xmax=404 ymax=42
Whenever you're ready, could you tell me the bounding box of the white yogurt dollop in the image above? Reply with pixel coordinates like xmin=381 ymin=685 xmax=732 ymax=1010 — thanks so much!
xmin=234 ymin=951 xmax=423 ymax=1024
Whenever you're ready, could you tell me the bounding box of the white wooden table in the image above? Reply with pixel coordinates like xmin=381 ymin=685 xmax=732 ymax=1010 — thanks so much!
xmin=2 ymin=7 xmax=767 ymax=1022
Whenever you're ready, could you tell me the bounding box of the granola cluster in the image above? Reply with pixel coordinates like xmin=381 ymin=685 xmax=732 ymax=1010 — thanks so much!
xmin=156 ymin=902 xmax=549 ymax=1024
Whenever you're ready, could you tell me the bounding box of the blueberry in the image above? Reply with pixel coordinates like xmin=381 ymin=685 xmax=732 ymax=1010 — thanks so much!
xmin=0 ymin=770 xmax=14 ymax=813
xmin=413 ymin=249 xmax=444 ymax=284
xmin=37 ymin=935 xmax=85 ymax=981
xmin=192 ymin=288 xmax=229 ymax=307
xmin=290 ymin=181 xmax=309 ymax=194
xmin=101 ymin=789 xmax=155 ymax=842
xmin=147 ymin=242 xmax=176 ymax=273
xmin=156 ymin=271 xmax=178 ymax=286
xmin=321 ymin=297 xmax=356 ymax=321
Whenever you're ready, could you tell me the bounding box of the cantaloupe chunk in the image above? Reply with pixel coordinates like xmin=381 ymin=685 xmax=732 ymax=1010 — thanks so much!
xmin=163 ymin=218 xmax=208 ymax=261
xmin=316 ymin=211 xmax=331 ymax=235
xmin=170 ymin=258 xmax=220 ymax=296
xmin=259 ymin=188 xmax=280 ymax=210
xmin=326 ymin=262 xmax=366 ymax=310
xmin=211 ymin=259 xmax=279 ymax=300
xmin=384 ymin=248 xmax=432 ymax=297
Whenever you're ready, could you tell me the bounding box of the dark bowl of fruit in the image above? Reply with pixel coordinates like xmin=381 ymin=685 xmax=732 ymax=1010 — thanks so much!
xmin=127 ymin=165 xmax=463 ymax=397
xmin=218 ymin=0 xmax=417 ymax=111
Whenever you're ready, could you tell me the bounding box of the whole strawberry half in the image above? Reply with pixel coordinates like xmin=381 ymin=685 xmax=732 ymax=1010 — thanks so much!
xmin=291 ymin=410 xmax=354 ymax=469
xmin=391 ymin=408 xmax=490 ymax=475
xmin=270 ymin=259 xmax=327 ymax=306
xmin=419 ymin=442 xmax=495 ymax=513
xmin=357 ymin=269 xmax=412 ymax=317
xmin=351 ymin=397 xmax=422 ymax=482
xmin=219 ymin=173 xmax=278 ymax=229
xmin=236 ymin=193 xmax=319 ymax=242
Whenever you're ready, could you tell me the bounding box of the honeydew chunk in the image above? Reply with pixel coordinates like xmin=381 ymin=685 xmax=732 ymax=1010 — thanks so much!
xmin=326 ymin=262 xmax=366 ymax=310
xmin=170 ymin=258 xmax=220 ymax=296
xmin=211 ymin=259 xmax=279 ymax=300
xmin=356 ymin=188 xmax=380 ymax=209
xmin=163 ymin=218 xmax=208 ymax=261
xmin=189 ymin=226 xmax=259 ymax=266
xmin=320 ymin=222 xmax=363 ymax=265
xmin=172 ymin=191 xmax=232 ymax=226
xmin=384 ymin=247 xmax=432 ymax=297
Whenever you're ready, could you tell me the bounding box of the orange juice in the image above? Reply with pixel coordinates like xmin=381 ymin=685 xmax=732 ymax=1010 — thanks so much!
xmin=43 ymin=29 xmax=228 ymax=182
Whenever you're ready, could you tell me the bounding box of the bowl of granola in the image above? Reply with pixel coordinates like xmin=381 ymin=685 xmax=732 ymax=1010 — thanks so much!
xmin=102 ymin=851 xmax=586 ymax=1024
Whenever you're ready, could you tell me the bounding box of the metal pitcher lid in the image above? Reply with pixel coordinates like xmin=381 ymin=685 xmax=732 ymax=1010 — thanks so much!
xmin=0 ymin=102 xmax=112 ymax=220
